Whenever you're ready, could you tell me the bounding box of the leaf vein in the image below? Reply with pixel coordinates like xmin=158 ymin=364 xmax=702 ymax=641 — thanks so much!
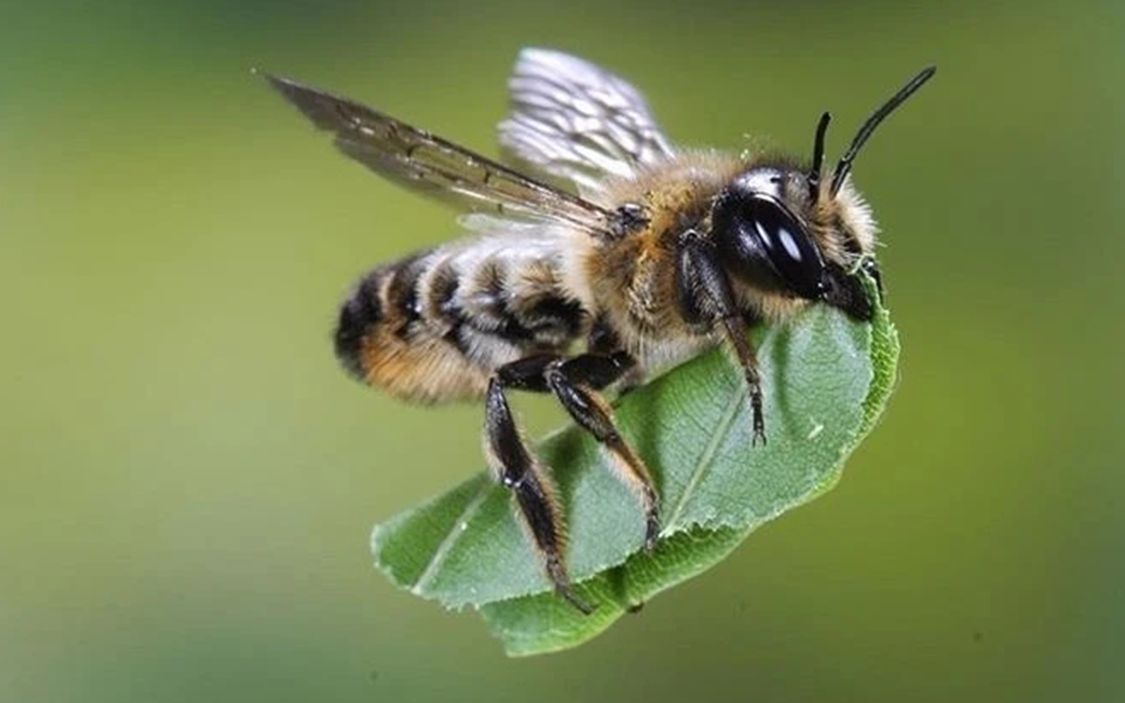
xmin=663 ymin=389 xmax=744 ymax=532
xmin=662 ymin=328 xmax=779 ymax=532
xmin=411 ymin=481 xmax=493 ymax=595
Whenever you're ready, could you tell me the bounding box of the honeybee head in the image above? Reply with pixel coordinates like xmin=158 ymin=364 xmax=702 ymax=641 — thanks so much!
xmin=711 ymin=169 xmax=830 ymax=300
xmin=710 ymin=66 xmax=935 ymax=318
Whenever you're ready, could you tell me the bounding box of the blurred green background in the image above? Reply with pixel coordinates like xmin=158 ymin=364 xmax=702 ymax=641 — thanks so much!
xmin=2 ymin=0 xmax=1123 ymax=700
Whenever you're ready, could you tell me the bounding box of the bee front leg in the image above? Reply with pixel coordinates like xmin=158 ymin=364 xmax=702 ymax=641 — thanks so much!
xmin=678 ymin=229 xmax=767 ymax=445
xmin=484 ymin=375 xmax=593 ymax=615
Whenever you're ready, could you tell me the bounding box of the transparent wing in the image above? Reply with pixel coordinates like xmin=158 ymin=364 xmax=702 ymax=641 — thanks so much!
xmin=265 ymin=73 xmax=621 ymax=236
xmin=498 ymin=48 xmax=676 ymax=199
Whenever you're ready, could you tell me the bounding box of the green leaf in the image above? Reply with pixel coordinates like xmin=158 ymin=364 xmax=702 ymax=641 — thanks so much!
xmin=371 ymin=276 xmax=899 ymax=655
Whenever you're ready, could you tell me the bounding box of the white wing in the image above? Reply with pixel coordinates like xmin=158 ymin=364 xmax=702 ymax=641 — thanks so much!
xmin=498 ymin=49 xmax=676 ymax=200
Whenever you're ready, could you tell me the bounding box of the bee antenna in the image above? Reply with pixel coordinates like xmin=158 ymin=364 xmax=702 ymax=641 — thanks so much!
xmin=807 ymin=111 xmax=831 ymax=203
xmin=830 ymin=65 xmax=936 ymax=197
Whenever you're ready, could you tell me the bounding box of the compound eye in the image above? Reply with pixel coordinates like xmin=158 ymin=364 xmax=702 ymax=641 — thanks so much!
xmin=746 ymin=197 xmax=826 ymax=299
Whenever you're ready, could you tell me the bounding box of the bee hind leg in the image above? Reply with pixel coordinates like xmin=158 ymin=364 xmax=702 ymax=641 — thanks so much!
xmin=484 ymin=375 xmax=593 ymax=614
xmin=497 ymin=352 xmax=662 ymax=552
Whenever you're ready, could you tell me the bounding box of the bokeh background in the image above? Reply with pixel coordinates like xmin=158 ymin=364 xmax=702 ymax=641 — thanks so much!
xmin=2 ymin=0 xmax=1123 ymax=700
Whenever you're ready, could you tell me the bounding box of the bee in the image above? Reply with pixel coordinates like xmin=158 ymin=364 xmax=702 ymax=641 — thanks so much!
xmin=264 ymin=50 xmax=934 ymax=613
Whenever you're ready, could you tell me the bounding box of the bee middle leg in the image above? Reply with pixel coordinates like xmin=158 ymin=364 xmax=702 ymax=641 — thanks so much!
xmin=497 ymin=352 xmax=661 ymax=551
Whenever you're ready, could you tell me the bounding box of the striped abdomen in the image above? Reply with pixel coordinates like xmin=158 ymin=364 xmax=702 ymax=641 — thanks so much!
xmin=334 ymin=237 xmax=589 ymax=403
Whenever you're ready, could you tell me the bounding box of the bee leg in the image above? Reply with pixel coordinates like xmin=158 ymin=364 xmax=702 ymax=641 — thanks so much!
xmin=588 ymin=317 xmax=644 ymax=393
xmin=679 ymin=230 xmax=767 ymax=445
xmin=543 ymin=355 xmax=662 ymax=551
xmin=497 ymin=352 xmax=661 ymax=551
xmin=484 ymin=375 xmax=593 ymax=614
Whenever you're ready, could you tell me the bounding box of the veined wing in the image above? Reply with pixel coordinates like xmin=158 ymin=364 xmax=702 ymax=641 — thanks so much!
xmin=499 ymin=48 xmax=675 ymax=200
xmin=264 ymin=73 xmax=622 ymax=237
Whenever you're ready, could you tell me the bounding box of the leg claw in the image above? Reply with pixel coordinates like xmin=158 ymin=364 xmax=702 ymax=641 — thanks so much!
xmin=644 ymin=512 xmax=661 ymax=553
xmin=557 ymin=585 xmax=596 ymax=615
